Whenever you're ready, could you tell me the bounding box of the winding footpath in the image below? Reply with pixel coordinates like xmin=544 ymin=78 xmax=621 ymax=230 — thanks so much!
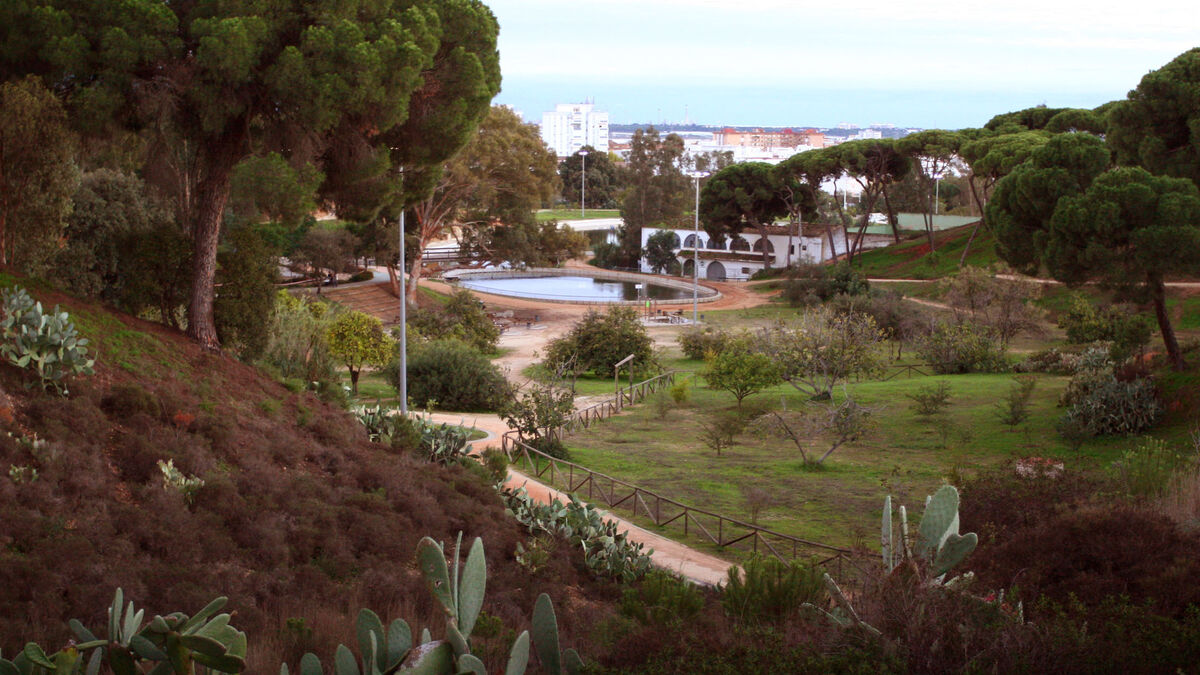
xmin=425 ymin=411 xmax=734 ymax=586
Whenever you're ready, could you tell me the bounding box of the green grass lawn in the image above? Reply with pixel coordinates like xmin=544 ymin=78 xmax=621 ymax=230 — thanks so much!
xmin=851 ymin=225 xmax=998 ymax=279
xmin=550 ymin=368 xmax=1153 ymax=553
xmin=536 ymin=208 xmax=620 ymax=222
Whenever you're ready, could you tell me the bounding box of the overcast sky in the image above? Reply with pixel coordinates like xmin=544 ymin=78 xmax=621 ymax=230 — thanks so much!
xmin=487 ymin=0 xmax=1199 ymax=129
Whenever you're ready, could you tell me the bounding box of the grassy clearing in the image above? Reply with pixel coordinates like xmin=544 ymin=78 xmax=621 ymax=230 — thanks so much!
xmin=556 ymin=368 xmax=1154 ymax=551
xmin=536 ymin=208 xmax=620 ymax=222
xmin=851 ymin=226 xmax=998 ymax=279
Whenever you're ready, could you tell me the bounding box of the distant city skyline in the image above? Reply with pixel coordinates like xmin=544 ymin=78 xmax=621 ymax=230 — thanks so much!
xmin=487 ymin=0 xmax=1199 ymax=130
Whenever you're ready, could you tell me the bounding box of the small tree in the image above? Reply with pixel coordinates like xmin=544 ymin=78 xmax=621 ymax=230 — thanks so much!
xmin=941 ymin=265 xmax=1042 ymax=347
xmin=501 ymin=382 xmax=575 ymax=446
xmin=703 ymin=340 xmax=781 ymax=409
xmin=326 ymin=311 xmax=395 ymax=395
xmin=994 ymin=375 xmax=1038 ymax=431
xmin=543 ymin=306 xmax=656 ymax=378
xmin=644 ymin=230 xmax=681 ymax=274
xmin=756 ymin=308 xmax=885 ymax=400
xmin=759 ymin=396 xmax=876 ymax=467
xmin=699 ymin=411 xmax=744 ymax=456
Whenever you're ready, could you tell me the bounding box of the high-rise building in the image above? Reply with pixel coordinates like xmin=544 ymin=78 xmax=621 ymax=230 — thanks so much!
xmin=540 ymin=103 xmax=609 ymax=157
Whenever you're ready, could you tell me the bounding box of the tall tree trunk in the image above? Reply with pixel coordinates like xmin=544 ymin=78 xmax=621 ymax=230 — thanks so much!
xmin=186 ymin=133 xmax=243 ymax=349
xmin=406 ymin=250 xmax=423 ymax=305
xmin=960 ymin=176 xmax=989 ymax=267
xmin=881 ymin=186 xmax=902 ymax=244
xmin=849 ymin=190 xmax=879 ymax=262
xmin=825 ymin=224 xmax=839 ymax=263
xmin=1151 ymin=277 xmax=1185 ymax=371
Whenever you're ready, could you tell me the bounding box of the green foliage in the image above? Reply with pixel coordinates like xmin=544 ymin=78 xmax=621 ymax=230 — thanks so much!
xmin=281 ymin=535 xmax=556 ymax=675
xmin=501 ymin=383 xmax=574 ymax=445
xmin=1061 ymin=374 xmax=1161 ymax=437
xmin=408 ymin=290 xmax=499 ymax=354
xmin=699 ymin=162 xmax=788 ymax=261
xmin=0 ymin=76 xmax=77 ymax=275
xmin=560 ymin=146 xmax=623 ymax=209
xmin=413 ymin=417 xmax=474 ymax=467
xmin=643 ymin=230 xmax=681 ymax=274
xmin=669 ymin=380 xmax=690 ymax=405
xmin=502 ymin=487 xmax=653 ymax=583
xmin=399 ymin=339 xmax=510 ymax=412
xmin=229 ymin=152 xmax=324 ymax=227
xmin=1107 ymin=47 xmax=1200 ymax=190
xmin=264 ymin=291 xmax=338 ymax=383
xmin=0 ymin=286 xmax=95 ymax=394
xmin=755 ymin=308 xmax=885 ymax=398
xmin=0 ymin=588 xmax=251 ymax=674
xmin=1058 ymin=292 xmax=1152 ymax=359
xmin=327 ymin=311 xmax=395 ymax=395
xmin=722 ymin=556 xmax=825 ymax=624
xmin=352 ymin=405 xmax=421 ymax=452
xmin=703 ymin=340 xmax=780 ymax=408
xmin=780 ymin=262 xmax=869 ymax=306
xmin=915 ymin=322 xmax=1009 ymax=374
xmin=620 ymin=570 xmax=704 ymax=626
xmin=698 ymin=410 xmax=745 ymax=456
xmin=543 ymin=307 xmax=656 ymax=379
xmin=994 ymin=375 xmax=1038 ymax=430
xmin=158 ymin=459 xmax=204 ymax=506
xmin=589 ymin=241 xmax=622 ymax=270
xmin=1112 ymin=438 xmax=1190 ymax=499
xmin=676 ymin=326 xmax=731 ymax=360
xmin=617 ymin=127 xmax=688 ymax=266
xmin=905 ymin=381 xmax=953 ymax=418
xmin=214 ymin=226 xmax=279 ymax=360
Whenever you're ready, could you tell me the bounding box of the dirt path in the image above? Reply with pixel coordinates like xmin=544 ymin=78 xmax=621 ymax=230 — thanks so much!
xmin=425 ymin=411 xmax=735 ymax=586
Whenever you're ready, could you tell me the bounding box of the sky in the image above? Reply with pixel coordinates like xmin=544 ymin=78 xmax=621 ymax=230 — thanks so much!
xmin=487 ymin=0 xmax=1200 ymax=130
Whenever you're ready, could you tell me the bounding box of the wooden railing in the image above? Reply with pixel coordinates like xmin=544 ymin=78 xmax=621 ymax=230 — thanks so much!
xmin=876 ymin=363 xmax=936 ymax=381
xmin=502 ymin=432 xmax=857 ymax=574
xmin=550 ymin=371 xmax=682 ymax=441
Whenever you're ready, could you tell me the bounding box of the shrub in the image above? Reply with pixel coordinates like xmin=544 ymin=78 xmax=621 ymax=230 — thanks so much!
xmin=698 ymin=410 xmax=745 ymax=456
xmin=326 ymin=310 xmax=394 ymax=395
xmin=915 ymin=321 xmax=1009 ymax=374
xmin=755 ymin=308 xmax=885 ymax=399
xmin=906 ymin=381 xmax=952 ymax=418
xmin=781 ymin=262 xmax=868 ymax=306
xmin=669 ymin=380 xmax=690 ymax=404
xmin=703 ymin=342 xmax=781 ymax=409
xmin=620 ymin=570 xmax=704 ymax=626
xmin=1014 ymin=347 xmax=1081 ymax=375
xmin=0 ymin=286 xmax=95 ymax=394
xmin=1112 ymin=438 xmax=1190 ymax=499
xmin=1060 ymin=349 xmax=1161 ymax=436
xmin=214 ymin=225 xmax=279 ymax=360
xmin=1058 ymin=293 xmax=1152 ymax=360
xmin=544 ymin=306 xmax=656 ymax=378
xmin=408 ymin=289 xmax=500 ymax=354
xmin=994 ymin=375 xmax=1038 ymax=430
xmin=101 ymin=383 xmax=161 ymax=420
xmin=398 ymin=339 xmax=510 ymax=412
xmin=676 ymin=326 xmax=730 ymax=360
xmin=721 ymin=556 xmax=824 ymax=624
xmin=412 ymin=417 xmax=474 ymax=466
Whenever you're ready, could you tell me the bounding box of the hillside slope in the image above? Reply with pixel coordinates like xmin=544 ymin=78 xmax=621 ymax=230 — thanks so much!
xmin=0 ymin=277 xmax=615 ymax=671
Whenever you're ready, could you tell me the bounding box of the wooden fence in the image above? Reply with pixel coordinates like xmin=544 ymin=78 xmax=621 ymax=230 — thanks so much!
xmin=549 ymin=371 xmax=681 ymax=441
xmin=502 ymin=431 xmax=857 ymax=573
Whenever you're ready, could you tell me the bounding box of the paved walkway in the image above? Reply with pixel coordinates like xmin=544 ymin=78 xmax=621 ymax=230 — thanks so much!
xmin=425 ymin=411 xmax=735 ymax=586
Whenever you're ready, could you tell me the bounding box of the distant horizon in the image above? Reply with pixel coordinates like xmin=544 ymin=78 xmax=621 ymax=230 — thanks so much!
xmin=487 ymin=0 xmax=1195 ymax=132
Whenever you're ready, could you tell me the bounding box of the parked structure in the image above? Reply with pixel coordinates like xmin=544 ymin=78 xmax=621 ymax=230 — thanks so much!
xmin=541 ymin=103 xmax=610 ymax=157
xmin=638 ymin=224 xmax=891 ymax=281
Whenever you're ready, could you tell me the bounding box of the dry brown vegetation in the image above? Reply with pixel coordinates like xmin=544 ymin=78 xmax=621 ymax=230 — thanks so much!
xmin=0 ymin=280 xmax=618 ymax=672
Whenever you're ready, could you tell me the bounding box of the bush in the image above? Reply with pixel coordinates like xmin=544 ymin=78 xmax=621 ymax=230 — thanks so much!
xmin=994 ymin=375 xmax=1038 ymax=430
xmin=669 ymin=380 xmax=690 ymax=405
xmin=915 ymin=322 xmax=1009 ymax=374
xmin=781 ymin=262 xmax=868 ymax=307
xmin=677 ymin=327 xmax=731 ymax=360
xmin=543 ymin=306 xmax=656 ymax=378
xmin=397 ymin=339 xmax=510 ymax=412
xmin=1059 ymin=293 xmax=1153 ymax=360
xmin=721 ymin=556 xmax=824 ymax=624
xmin=906 ymin=381 xmax=952 ymax=418
xmin=1111 ymin=438 xmax=1189 ymax=499
xmin=1060 ymin=348 xmax=1161 ymax=436
xmin=0 ymin=286 xmax=95 ymax=394
xmin=408 ymin=289 xmax=500 ymax=354
xmin=1014 ymin=347 xmax=1082 ymax=375
xmin=620 ymin=570 xmax=704 ymax=626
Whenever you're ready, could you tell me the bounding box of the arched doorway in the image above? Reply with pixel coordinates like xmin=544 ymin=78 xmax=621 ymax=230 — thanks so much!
xmin=683 ymin=259 xmax=695 ymax=276
xmin=753 ymin=237 xmax=775 ymax=253
xmin=730 ymin=236 xmax=750 ymax=251
xmin=706 ymin=261 xmax=727 ymax=281
xmin=684 ymin=233 xmax=702 ymax=249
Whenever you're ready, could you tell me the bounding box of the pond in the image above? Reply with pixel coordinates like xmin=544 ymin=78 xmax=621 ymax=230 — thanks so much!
xmin=456 ymin=275 xmax=697 ymax=302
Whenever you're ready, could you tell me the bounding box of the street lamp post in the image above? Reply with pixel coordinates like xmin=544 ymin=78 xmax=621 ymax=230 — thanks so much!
xmin=578 ymin=149 xmax=589 ymax=219
xmin=689 ymin=170 xmax=709 ymax=325
xmin=398 ymin=206 xmax=407 ymax=415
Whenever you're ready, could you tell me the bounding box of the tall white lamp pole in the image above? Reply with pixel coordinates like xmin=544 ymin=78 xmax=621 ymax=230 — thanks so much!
xmin=578 ymin=149 xmax=589 ymax=219
xmin=690 ymin=170 xmax=709 ymax=325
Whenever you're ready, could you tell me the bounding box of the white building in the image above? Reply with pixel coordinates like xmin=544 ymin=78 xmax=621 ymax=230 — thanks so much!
xmin=540 ymin=103 xmax=610 ymax=157
xmin=639 ymin=224 xmax=891 ymax=281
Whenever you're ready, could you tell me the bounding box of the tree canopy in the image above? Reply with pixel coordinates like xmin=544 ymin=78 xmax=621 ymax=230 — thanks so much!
xmin=560 ymin=146 xmax=623 ymax=209
xmin=699 ymin=162 xmax=787 ymax=265
xmin=1107 ymin=47 xmax=1200 ymax=191
xmin=617 ymin=127 xmax=688 ymax=266
xmin=1 ymin=0 xmax=500 ymax=348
